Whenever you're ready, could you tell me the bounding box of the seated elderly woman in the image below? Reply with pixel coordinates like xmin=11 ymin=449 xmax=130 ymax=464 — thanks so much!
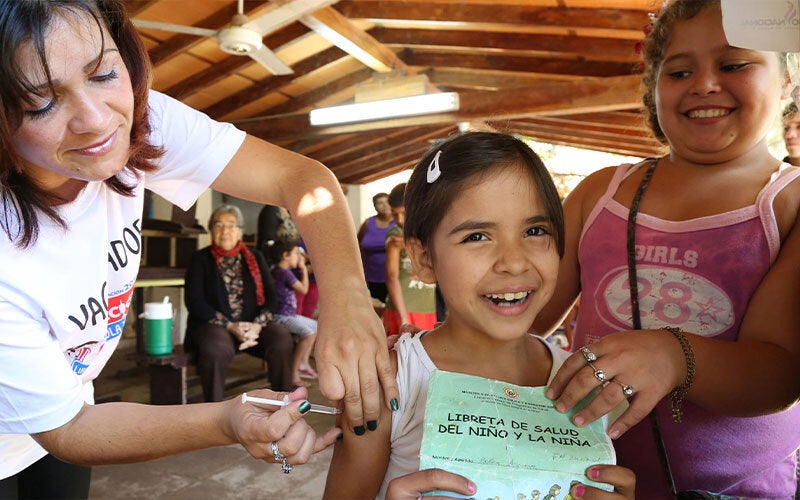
xmin=184 ymin=204 xmax=294 ymax=402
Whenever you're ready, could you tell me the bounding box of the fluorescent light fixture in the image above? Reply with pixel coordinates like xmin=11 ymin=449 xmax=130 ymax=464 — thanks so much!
xmin=309 ymin=92 xmax=460 ymax=126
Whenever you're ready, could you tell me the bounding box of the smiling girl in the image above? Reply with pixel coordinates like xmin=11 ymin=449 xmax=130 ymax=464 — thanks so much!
xmin=535 ymin=1 xmax=800 ymax=497
xmin=323 ymin=132 xmax=635 ymax=500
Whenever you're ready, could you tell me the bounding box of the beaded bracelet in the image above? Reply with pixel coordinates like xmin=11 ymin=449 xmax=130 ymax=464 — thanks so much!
xmin=662 ymin=326 xmax=696 ymax=423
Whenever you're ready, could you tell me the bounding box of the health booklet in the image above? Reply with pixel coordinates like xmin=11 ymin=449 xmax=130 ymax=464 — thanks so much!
xmin=419 ymin=369 xmax=617 ymax=499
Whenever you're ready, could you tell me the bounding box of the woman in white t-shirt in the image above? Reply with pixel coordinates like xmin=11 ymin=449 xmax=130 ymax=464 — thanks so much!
xmin=0 ymin=1 xmax=397 ymax=497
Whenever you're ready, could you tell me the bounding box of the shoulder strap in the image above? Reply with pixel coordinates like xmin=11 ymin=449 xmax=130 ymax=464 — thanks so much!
xmin=756 ymin=165 xmax=800 ymax=262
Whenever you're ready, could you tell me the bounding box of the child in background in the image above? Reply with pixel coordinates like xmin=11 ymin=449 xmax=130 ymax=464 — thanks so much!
xmin=782 ymin=102 xmax=800 ymax=166
xmin=268 ymin=239 xmax=318 ymax=388
xmin=324 ymin=132 xmax=635 ymax=500
xmin=382 ymin=183 xmax=437 ymax=335
xmin=535 ymin=1 xmax=800 ymax=497
xmin=294 ymin=239 xmax=319 ymax=320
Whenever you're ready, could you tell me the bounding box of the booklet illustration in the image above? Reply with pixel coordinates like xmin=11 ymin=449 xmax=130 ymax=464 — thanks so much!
xmin=419 ymin=370 xmax=616 ymax=499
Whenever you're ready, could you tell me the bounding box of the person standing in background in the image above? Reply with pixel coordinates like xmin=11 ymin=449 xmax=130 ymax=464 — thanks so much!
xmin=382 ymin=184 xmax=436 ymax=336
xmin=782 ymin=102 xmax=800 ymax=166
xmin=358 ymin=193 xmax=396 ymax=302
xmin=256 ymin=204 xmax=299 ymax=251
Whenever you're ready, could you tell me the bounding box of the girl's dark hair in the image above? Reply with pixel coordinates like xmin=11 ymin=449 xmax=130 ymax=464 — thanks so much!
xmin=265 ymin=237 xmax=297 ymax=267
xmin=641 ymin=0 xmax=718 ymax=144
xmin=403 ymin=132 xmax=565 ymax=257
xmin=0 ymin=0 xmax=163 ymax=247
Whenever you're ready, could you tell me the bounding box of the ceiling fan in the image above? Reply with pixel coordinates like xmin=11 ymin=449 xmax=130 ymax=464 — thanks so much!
xmin=132 ymin=0 xmax=337 ymax=75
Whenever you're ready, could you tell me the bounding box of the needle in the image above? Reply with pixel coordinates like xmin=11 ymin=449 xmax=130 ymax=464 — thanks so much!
xmin=241 ymin=392 xmax=342 ymax=415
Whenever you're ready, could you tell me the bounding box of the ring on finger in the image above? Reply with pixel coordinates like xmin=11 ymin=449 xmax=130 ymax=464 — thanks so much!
xmin=587 ymin=361 xmax=607 ymax=383
xmin=580 ymin=346 xmax=597 ymax=363
xmin=271 ymin=441 xmax=286 ymax=461
xmin=613 ymin=379 xmax=635 ymax=398
xmin=271 ymin=441 xmax=293 ymax=474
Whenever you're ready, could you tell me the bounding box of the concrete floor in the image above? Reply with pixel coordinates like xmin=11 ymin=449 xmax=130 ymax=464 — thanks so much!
xmin=90 ymin=341 xmax=336 ymax=500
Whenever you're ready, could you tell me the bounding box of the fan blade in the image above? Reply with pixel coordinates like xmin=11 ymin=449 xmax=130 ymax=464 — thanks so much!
xmin=132 ymin=19 xmax=218 ymax=38
xmin=248 ymin=46 xmax=294 ymax=75
xmin=242 ymin=0 xmax=338 ymax=36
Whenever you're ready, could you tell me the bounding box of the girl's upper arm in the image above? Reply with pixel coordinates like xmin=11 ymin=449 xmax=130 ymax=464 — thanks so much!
xmin=739 ymin=217 xmax=800 ymax=355
xmin=385 ymin=241 xmax=401 ymax=280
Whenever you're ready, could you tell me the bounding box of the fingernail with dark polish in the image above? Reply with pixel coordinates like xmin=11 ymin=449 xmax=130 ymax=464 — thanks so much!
xmin=298 ymin=401 xmax=311 ymax=414
xmin=336 ymin=433 xmax=344 ymax=441
xmin=354 ymin=425 xmax=366 ymax=436
xmin=390 ymin=398 xmax=399 ymax=411
xmin=367 ymin=420 xmax=378 ymax=431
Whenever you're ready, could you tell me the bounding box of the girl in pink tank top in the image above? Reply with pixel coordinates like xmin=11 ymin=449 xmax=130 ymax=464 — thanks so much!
xmin=534 ymin=1 xmax=800 ymax=498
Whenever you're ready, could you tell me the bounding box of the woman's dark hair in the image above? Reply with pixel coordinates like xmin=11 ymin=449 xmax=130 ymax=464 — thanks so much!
xmin=403 ymin=131 xmax=565 ymax=257
xmin=371 ymin=192 xmax=388 ymax=206
xmin=0 ymin=0 xmax=163 ymax=247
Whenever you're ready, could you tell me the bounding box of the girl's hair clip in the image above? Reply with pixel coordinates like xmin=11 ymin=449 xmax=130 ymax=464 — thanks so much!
xmin=267 ymin=240 xmax=275 ymax=247
xmin=427 ymin=150 xmax=442 ymax=184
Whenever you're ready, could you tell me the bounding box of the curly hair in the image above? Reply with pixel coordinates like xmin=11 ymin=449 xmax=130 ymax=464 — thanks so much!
xmin=783 ymin=101 xmax=799 ymax=121
xmin=640 ymin=0 xmax=787 ymax=145
xmin=641 ymin=0 xmax=716 ymax=144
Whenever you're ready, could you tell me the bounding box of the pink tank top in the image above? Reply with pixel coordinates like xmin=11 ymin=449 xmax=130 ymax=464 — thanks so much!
xmin=575 ymin=161 xmax=800 ymax=499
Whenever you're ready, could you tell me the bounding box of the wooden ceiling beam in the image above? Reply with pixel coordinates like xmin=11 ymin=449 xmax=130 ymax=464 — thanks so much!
xmin=552 ymin=111 xmax=650 ymax=129
xmin=422 ymin=68 xmax=579 ymax=91
xmin=515 ymin=130 xmax=661 ymax=158
xmin=265 ymin=67 xmax=374 ymax=115
xmin=292 ymin=133 xmax=365 ymax=157
xmin=306 ymin=126 xmax=440 ymax=163
xmin=506 ymin=121 xmax=661 ymax=149
xmin=326 ymin=126 xmax=453 ymax=171
xmin=201 ymin=46 xmax=348 ymax=118
xmin=138 ymin=3 xmax=247 ymax=65
xmin=124 ymin=0 xmax=161 ymax=16
xmin=510 ymin=116 xmax=654 ymax=139
xmin=356 ymin=0 xmax=654 ymax=9
xmin=236 ymin=74 xmax=644 ymax=140
xmin=334 ymin=1 xmax=650 ymax=31
xmin=335 ymin=142 xmax=433 ymax=182
xmin=372 ymin=28 xmax=641 ymax=64
xmin=351 ymin=158 xmax=420 ymax=184
xmin=302 ymin=7 xmax=407 ymax=73
xmin=400 ymin=49 xmax=637 ymax=77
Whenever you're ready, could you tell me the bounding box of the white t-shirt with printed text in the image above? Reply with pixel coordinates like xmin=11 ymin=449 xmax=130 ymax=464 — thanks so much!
xmin=0 ymin=90 xmax=246 ymax=477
